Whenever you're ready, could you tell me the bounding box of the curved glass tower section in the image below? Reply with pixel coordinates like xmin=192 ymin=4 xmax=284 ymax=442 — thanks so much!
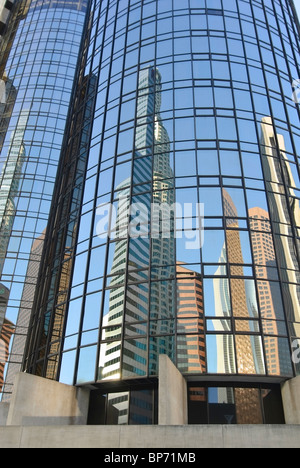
xmin=0 ymin=0 xmax=89 ymax=400
xmin=24 ymin=0 xmax=300 ymax=423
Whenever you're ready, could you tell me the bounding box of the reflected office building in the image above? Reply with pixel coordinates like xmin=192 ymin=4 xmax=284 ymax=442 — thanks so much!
xmin=99 ymin=67 xmax=176 ymax=382
xmin=22 ymin=0 xmax=300 ymax=426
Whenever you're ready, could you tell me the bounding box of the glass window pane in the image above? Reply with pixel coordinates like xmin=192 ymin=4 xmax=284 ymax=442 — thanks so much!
xmin=83 ymin=292 xmax=102 ymax=330
xmin=188 ymin=386 xmax=208 ymax=424
xmin=129 ymin=390 xmax=154 ymax=425
xmin=107 ymin=392 xmax=129 ymax=425
xmin=99 ymin=341 xmax=122 ymax=381
xmin=235 ymin=319 xmax=259 ymax=333
xmin=197 ymin=150 xmax=219 ymax=175
xmin=76 ymin=345 xmax=97 ymax=384
xmin=261 ymin=388 xmax=285 ymax=424
xmin=235 ymin=335 xmax=265 ymax=374
xmin=88 ymin=245 xmax=106 ymax=281
xmin=122 ymin=338 xmax=147 ymax=378
xmin=64 ymin=297 xmax=82 ymax=338
xmin=177 ymin=334 xmax=206 ymax=374
xmin=59 ymin=350 xmax=76 ymax=385
xmin=217 ymin=117 xmax=237 ymax=141
xmin=207 ymin=319 xmax=232 ymax=332
xmin=196 ymin=117 xmax=216 ymax=140
xmin=199 ymin=187 xmax=223 ymax=216
xmin=264 ymin=336 xmax=293 ymax=376
xmin=223 ymin=187 xmax=247 ymax=218
xmin=149 ymin=336 xmax=175 ymax=375
xmin=204 ymin=278 xmax=232 ymax=317
xmin=194 ymin=87 xmax=214 ymax=108
xmin=231 ymin=279 xmax=259 ymax=318
xmin=226 ymin=229 xmax=252 ymax=264
xmin=235 ymin=388 xmax=263 ymax=424
xmin=220 ymin=151 xmax=241 ymax=176
xmin=206 ymin=334 xmax=236 ymax=374
xmin=208 ymin=387 xmax=236 ymax=425
xmin=257 ymin=281 xmax=284 ymax=321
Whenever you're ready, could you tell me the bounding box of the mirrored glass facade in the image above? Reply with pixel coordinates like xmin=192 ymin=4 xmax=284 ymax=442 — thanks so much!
xmin=23 ymin=0 xmax=300 ymax=418
xmin=0 ymin=0 xmax=89 ymax=400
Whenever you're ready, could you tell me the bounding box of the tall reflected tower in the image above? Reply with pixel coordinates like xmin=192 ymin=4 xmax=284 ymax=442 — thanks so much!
xmin=100 ymin=67 xmax=175 ymax=380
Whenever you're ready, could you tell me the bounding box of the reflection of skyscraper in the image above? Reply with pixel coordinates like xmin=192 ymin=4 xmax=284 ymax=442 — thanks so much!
xmin=214 ymin=189 xmax=265 ymax=375
xmin=0 ymin=110 xmax=28 ymax=265
xmin=176 ymin=263 xmax=205 ymax=374
xmin=101 ymin=67 xmax=175 ymax=380
xmin=249 ymin=208 xmax=278 ymax=322
xmin=249 ymin=207 xmax=283 ymax=376
xmin=0 ymin=110 xmax=28 ymax=334
xmin=1 ymin=231 xmax=45 ymax=399
xmin=0 ymin=76 xmax=17 ymax=153
xmin=149 ymin=69 xmax=176 ymax=374
xmin=260 ymin=117 xmax=300 ymax=323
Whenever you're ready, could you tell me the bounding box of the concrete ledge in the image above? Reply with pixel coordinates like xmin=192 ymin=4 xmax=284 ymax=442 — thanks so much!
xmin=6 ymin=373 xmax=90 ymax=426
xmin=281 ymin=376 xmax=300 ymax=424
xmin=0 ymin=425 xmax=299 ymax=448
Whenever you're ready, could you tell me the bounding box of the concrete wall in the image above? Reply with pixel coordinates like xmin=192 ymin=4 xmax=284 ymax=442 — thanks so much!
xmin=2 ymin=367 xmax=300 ymax=447
xmin=281 ymin=376 xmax=300 ymax=424
xmin=6 ymin=372 xmax=90 ymax=426
xmin=0 ymin=425 xmax=299 ymax=448
xmin=158 ymin=355 xmax=188 ymax=425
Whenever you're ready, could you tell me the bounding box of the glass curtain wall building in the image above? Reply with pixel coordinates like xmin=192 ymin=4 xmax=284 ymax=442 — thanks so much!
xmin=23 ymin=0 xmax=300 ymax=425
xmin=0 ymin=0 xmax=89 ymax=401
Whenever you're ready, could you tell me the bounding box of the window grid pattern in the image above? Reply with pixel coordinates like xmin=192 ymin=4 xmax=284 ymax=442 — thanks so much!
xmin=24 ymin=0 xmax=300 ymax=387
xmin=0 ymin=0 xmax=88 ymax=401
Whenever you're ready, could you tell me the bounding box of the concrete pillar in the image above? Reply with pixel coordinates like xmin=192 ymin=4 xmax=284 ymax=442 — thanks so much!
xmin=281 ymin=376 xmax=300 ymax=424
xmin=6 ymin=372 xmax=90 ymax=426
xmin=158 ymin=354 xmax=188 ymax=425
xmin=0 ymin=402 xmax=9 ymax=426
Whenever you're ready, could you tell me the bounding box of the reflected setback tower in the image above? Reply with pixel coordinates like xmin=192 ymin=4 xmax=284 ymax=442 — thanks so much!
xmin=99 ymin=67 xmax=175 ymax=381
xmin=23 ymin=0 xmax=300 ymax=425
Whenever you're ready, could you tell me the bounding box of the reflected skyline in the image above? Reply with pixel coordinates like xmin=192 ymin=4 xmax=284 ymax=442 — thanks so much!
xmin=98 ymin=68 xmax=297 ymax=381
xmin=206 ymin=118 xmax=299 ymax=377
